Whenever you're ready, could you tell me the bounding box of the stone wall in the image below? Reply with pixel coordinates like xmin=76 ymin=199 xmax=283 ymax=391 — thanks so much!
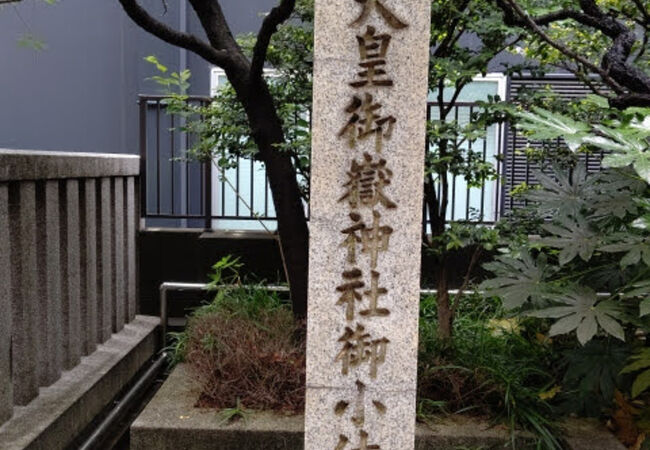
xmin=0 ymin=149 xmax=140 ymax=425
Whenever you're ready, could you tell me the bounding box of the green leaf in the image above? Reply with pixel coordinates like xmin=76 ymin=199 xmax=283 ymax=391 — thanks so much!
xmin=535 ymin=287 xmax=624 ymax=344
xmin=523 ymin=164 xmax=587 ymax=217
xmin=480 ymin=252 xmax=553 ymax=309
xmin=577 ymin=313 xmax=598 ymax=345
xmin=549 ymin=313 xmax=582 ymax=337
xmin=621 ymin=353 xmax=650 ymax=374
xmin=595 ymin=311 xmax=625 ymax=342
xmin=641 ymin=299 xmax=650 ymax=317
xmin=538 ymin=215 xmax=598 ymax=265
xmin=632 ymin=369 xmax=650 ymax=398
xmin=144 ymin=55 xmax=167 ymax=73
xmin=516 ymin=107 xmax=590 ymax=152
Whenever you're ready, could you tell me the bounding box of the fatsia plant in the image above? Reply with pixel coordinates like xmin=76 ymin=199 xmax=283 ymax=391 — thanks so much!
xmin=516 ymin=102 xmax=650 ymax=183
xmin=481 ymin=163 xmax=650 ymax=346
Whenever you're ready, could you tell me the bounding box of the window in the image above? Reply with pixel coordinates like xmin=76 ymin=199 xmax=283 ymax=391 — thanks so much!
xmin=426 ymin=74 xmax=506 ymax=224
xmin=209 ymin=69 xmax=506 ymax=231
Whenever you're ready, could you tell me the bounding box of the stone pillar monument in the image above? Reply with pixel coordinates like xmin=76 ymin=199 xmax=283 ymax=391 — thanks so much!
xmin=306 ymin=0 xmax=431 ymax=448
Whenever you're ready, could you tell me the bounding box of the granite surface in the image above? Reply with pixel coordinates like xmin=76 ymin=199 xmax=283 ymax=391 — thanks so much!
xmin=0 ymin=183 xmax=12 ymax=425
xmin=0 ymin=149 xmax=139 ymax=181
xmin=306 ymin=0 xmax=431 ymax=448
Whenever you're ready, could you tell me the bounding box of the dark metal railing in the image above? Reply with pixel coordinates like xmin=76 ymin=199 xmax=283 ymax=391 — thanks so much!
xmin=139 ymin=95 xmax=507 ymax=230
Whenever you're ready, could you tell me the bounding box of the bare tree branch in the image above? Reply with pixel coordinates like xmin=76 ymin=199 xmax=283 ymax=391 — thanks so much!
xmin=501 ymin=0 xmax=627 ymax=94
xmin=631 ymin=0 xmax=650 ymax=24
xmin=118 ymin=0 xmax=233 ymax=69
xmin=251 ymin=0 xmax=296 ymax=83
xmin=186 ymin=0 xmax=243 ymax=60
xmin=610 ymin=93 xmax=650 ymax=108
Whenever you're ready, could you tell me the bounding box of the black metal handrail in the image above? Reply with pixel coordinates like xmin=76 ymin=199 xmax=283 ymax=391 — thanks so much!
xmin=139 ymin=94 xmax=506 ymax=230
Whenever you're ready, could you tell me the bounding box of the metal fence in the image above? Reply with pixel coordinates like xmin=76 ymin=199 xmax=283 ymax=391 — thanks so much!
xmin=138 ymin=94 xmax=538 ymax=230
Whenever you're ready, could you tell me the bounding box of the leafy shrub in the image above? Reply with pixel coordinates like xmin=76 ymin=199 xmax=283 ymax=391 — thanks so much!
xmin=417 ymin=294 xmax=564 ymax=449
xmin=172 ymin=258 xmax=305 ymax=414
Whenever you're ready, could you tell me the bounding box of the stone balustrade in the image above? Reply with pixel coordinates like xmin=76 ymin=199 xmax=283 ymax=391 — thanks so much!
xmin=0 ymin=150 xmax=140 ymax=425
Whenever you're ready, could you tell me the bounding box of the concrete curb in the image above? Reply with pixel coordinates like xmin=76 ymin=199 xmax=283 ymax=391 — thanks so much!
xmin=132 ymin=364 xmax=624 ymax=450
xmin=0 ymin=315 xmax=159 ymax=450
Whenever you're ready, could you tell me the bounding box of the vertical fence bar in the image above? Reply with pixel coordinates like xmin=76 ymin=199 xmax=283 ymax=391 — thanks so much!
xmin=185 ymin=128 xmax=190 ymax=216
xmin=113 ymin=178 xmax=125 ymax=332
xmin=156 ymin=101 xmax=161 ymax=215
xmin=62 ymin=179 xmax=81 ymax=369
xmin=235 ymin=157 xmax=240 ymax=217
xmin=81 ymin=179 xmax=97 ymax=356
xmin=480 ymin=130 xmax=488 ymax=222
xmin=508 ymin=128 xmax=517 ymax=209
xmin=10 ymin=181 xmax=39 ymax=405
xmin=98 ymin=177 xmax=113 ymax=343
xmin=221 ymin=165 xmax=226 ymax=218
xmin=39 ymin=181 xmax=63 ymax=383
xmin=0 ymin=182 xmax=12 ymax=424
xmin=264 ymin=175 xmax=269 ymax=218
xmin=203 ymin=161 xmax=212 ymax=230
xmin=464 ymin=107 xmax=471 ymax=221
xmin=170 ymin=114 xmax=175 ymax=215
xmin=126 ymin=177 xmax=137 ymax=321
xmin=139 ymin=97 xmax=148 ymax=221
xmin=250 ymin=158 xmax=255 ymax=217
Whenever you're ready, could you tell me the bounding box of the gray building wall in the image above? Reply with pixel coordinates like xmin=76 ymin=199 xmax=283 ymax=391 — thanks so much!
xmin=0 ymin=0 xmax=275 ymax=154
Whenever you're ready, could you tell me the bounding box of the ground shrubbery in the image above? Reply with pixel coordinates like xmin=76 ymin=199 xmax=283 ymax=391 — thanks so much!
xmin=417 ymin=293 xmax=565 ymax=449
xmin=169 ymin=262 xmax=565 ymax=447
xmin=171 ymin=262 xmax=305 ymax=414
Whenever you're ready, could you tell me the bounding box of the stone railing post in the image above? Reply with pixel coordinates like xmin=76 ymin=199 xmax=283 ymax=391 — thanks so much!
xmin=0 ymin=149 xmax=140 ymax=426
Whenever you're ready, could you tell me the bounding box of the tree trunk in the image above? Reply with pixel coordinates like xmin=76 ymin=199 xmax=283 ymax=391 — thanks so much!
xmin=436 ymin=260 xmax=453 ymax=340
xmin=237 ymin=77 xmax=309 ymax=318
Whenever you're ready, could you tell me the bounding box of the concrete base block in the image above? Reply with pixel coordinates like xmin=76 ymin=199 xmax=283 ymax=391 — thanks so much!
xmin=0 ymin=315 xmax=160 ymax=450
xmin=131 ymin=364 xmax=625 ymax=450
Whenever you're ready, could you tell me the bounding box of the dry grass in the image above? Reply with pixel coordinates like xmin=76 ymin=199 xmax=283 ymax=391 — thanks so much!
xmin=183 ymin=301 xmax=305 ymax=414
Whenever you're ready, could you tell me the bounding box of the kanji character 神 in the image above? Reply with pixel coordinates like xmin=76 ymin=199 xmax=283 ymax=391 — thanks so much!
xmin=361 ymin=210 xmax=393 ymax=269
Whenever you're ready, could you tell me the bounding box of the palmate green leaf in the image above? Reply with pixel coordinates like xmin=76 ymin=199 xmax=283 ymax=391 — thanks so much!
xmin=517 ymin=107 xmax=590 ymax=151
xmin=593 ymin=122 xmax=650 ymax=183
xmin=563 ymin=339 xmax=630 ymax=416
xmin=479 ymin=252 xmax=553 ymax=309
xmin=530 ymin=287 xmax=624 ymax=345
xmin=588 ymin=169 xmax=645 ymax=219
xmin=538 ymin=215 xmax=599 ymax=265
xmin=600 ymin=233 xmax=650 ymax=268
xmin=523 ymin=164 xmax=587 ymax=217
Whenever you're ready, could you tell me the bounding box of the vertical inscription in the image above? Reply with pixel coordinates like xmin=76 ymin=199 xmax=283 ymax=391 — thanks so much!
xmin=307 ymin=0 xmax=430 ymax=448
xmin=330 ymin=2 xmax=408 ymax=446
